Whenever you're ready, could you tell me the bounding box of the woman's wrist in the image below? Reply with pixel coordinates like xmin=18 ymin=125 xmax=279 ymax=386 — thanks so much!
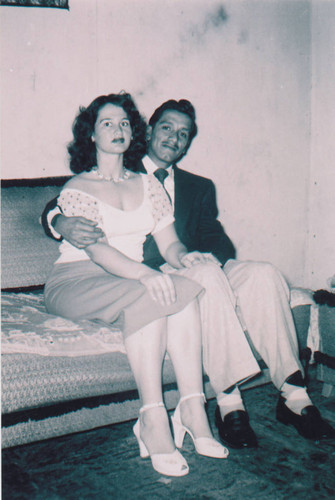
xmin=137 ymin=265 xmax=159 ymax=281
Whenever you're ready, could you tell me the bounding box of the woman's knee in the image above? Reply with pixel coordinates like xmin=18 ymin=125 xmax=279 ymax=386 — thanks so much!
xmin=179 ymin=297 xmax=200 ymax=318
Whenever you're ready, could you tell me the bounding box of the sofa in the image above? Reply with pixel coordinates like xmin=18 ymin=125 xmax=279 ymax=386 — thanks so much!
xmin=1 ymin=177 xmax=331 ymax=449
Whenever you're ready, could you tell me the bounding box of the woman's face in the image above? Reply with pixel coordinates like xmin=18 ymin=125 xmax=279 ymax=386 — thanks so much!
xmin=92 ymin=103 xmax=132 ymax=155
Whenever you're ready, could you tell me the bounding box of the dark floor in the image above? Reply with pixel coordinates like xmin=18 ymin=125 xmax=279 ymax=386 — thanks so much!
xmin=2 ymin=372 xmax=335 ymax=500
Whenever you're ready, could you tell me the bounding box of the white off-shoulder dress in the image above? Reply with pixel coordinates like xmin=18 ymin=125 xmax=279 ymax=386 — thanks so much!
xmin=44 ymin=174 xmax=202 ymax=337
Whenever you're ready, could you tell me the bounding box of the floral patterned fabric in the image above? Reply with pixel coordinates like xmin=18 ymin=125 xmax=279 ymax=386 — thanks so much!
xmin=1 ymin=292 xmax=126 ymax=357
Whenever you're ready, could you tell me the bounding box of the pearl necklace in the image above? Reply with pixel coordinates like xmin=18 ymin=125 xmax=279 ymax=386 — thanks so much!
xmin=91 ymin=166 xmax=130 ymax=183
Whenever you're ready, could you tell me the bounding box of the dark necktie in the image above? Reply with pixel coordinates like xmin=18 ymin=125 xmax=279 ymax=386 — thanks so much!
xmin=154 ymin=168 xmax=172 ymax=203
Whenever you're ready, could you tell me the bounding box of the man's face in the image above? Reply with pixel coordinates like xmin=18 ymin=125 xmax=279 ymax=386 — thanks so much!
xmin=147 ymin=110 xmax=193 ymax=168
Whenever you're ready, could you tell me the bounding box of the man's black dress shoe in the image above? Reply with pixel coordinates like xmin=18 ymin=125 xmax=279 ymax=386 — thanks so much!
xmin=276 ymin=396 xmax=335 ymax=440
xmin=215 ymin=407 xmax=258 ymax=449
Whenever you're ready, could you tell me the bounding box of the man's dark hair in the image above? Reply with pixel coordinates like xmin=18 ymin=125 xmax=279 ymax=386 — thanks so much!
xmin=149 ymin=99 xmax=198 ymax=142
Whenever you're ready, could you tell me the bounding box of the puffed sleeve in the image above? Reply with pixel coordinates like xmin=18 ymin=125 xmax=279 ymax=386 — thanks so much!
xmin=146 ymin=175 xmax=175 ymax=234
xmin=58 ymin=189 xmax=103 ymax=226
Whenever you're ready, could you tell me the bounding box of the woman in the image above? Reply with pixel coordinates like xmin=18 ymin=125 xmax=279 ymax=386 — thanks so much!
xmin=44 ymin=93 xmax=228 ymax=476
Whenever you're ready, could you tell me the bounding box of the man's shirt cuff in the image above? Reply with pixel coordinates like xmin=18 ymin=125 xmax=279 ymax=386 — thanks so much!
xmin=47 ymin=206 xmax=62 ymax=240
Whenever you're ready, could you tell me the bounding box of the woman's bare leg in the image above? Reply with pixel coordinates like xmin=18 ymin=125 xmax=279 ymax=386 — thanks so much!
xmin=124 ymin=318 xmax=175 ymax=454
xmin=167 ymin=299 xmax=213 ymax=438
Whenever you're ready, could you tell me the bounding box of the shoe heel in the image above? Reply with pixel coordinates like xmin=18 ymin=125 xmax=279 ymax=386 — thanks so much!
xmin=171 ymin=415 xmax=186 ymax=448
xmin=134 ymin=409 xmax=189 ymax=476
xmin=133 ymin=420 xmax=149 ymax=458
xmin=173 ymin=396 xmax=229 ymax=458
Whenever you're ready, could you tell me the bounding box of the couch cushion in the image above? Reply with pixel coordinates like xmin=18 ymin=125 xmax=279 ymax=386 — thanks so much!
xmin=1 ymin=180 xmax=67 ymax=289
xmin=1 ymin=292 xmax=126 ymax=357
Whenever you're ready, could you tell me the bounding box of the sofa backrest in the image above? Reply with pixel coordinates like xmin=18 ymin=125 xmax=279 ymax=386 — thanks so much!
xmin=1 ymin=177 xmax=70 ymax=289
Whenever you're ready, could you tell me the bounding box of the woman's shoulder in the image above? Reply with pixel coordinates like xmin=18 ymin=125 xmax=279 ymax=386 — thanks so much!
xmin=63 ymin=172 xmax=91 ymax=191
xmin=58 ymin=173 xmax=102 ymax=221
xmin=60 ymin=173 xmax=101 ymax=206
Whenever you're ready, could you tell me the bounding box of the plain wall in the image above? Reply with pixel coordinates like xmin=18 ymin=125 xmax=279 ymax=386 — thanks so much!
xmin=308 ymin=0 xmax=335 ymax=290
xmin=1 ymin=0 xmax=334 ymax=289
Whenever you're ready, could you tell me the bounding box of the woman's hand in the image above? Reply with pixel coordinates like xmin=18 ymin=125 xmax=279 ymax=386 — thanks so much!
xmin=139 ymin=271 xmax=176 ymax=306
xmin=180 ymin=251 xmax=222 ymax=268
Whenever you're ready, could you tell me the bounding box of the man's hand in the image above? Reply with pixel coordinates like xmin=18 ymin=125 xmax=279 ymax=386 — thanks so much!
xmin=53 ymin=215 xmax=104 ymax=249
xmin=180 ymin=251 xmax=222 ymax=268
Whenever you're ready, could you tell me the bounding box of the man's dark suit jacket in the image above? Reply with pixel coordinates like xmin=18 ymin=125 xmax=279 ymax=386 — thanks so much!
xmin=41 ymin=162 xmax=236 ymax=269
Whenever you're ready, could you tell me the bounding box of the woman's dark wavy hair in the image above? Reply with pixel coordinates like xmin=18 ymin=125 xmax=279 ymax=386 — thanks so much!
xmin=68 ymin=93 xmax=147 ymax=173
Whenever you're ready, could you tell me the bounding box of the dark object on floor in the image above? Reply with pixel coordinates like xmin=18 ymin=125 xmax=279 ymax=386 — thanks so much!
xmin=313 ymin=289 xmax=335 ymax=307
xmin=214 ymin=408 xmax=258 ymax=449
xmin=276 ymin=396 xmax=335 ymax=440
xmin=315 ymin=299 xmax=335 ymax=397
xmin=315 ymin=351 xmax=335 ymax=370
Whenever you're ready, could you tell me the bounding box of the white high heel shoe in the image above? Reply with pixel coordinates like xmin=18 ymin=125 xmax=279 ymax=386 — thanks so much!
xmin=172 ymin=393 xmax=229 ymax=459
xmin=133 ymin=402 xmax=189 ymax=477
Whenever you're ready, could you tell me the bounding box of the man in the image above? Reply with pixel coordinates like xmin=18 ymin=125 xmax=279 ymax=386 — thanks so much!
xmin=42 ymin=99 xmax=334 ymax=447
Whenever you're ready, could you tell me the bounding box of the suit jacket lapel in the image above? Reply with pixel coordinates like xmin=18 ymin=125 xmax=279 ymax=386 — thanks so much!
xmin=137 ymin=160 xmax=147 ymax=174
xmin=173 ymin=166 xmax=192 ymax=235
xmin=173 ymin=166 xmax=183 ymax=219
